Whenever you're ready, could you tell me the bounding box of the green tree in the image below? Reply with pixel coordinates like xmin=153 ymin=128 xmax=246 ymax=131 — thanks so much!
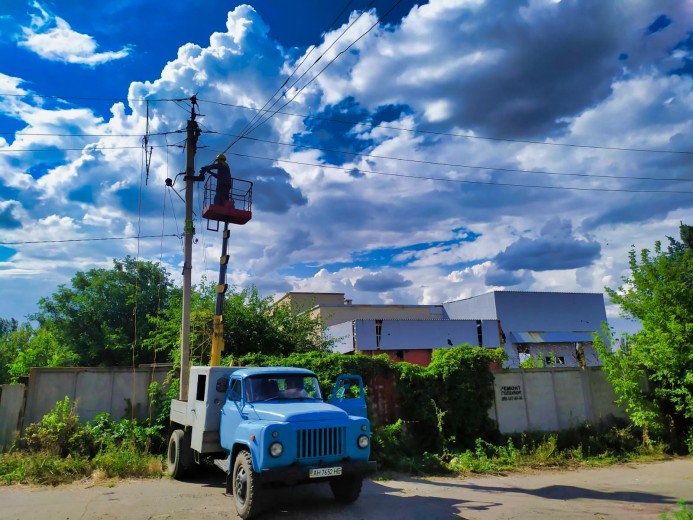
xmin=145 ymin=283 xmax=333 ymax=365
xmin=595 ymin=223 xmax=692 ymax=449
xmin=0 ymin=317 xmax=18 ymax=336
xmin=0 ymin=319 xmax=22 ymax=384
xmin=34 ymin=257 xmax=173 ymax=367
xmin=0 ymin=323 xmax=78 ymax=383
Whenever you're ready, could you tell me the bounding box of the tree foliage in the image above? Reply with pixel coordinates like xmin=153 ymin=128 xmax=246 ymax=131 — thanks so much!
xmin=146 ymin=283 xmax=334 ymax=365
xmin=594 ymin=223 xmax=692 ymax=449
xmin=33 ymin=257 xmax=172 ymax=367
xmin=4 ymin=257 xmax=332 ymax=375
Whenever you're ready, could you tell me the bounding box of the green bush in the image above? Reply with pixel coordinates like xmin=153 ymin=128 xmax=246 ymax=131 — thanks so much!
xmin=21 ymin=397 xmax=95 ymax=457
xmin=92 ymin=445 xmax=162 ymax=478
xmin=0 ymin=452 xmax=91 ymax=485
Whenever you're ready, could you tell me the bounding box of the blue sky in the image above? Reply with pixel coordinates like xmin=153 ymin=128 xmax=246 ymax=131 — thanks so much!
xmin=1 ymin=0 xmax=692 ymax=334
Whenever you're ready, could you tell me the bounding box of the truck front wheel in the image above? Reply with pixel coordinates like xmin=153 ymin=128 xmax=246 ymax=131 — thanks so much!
xmin=167 ymin=429 xmax=191 ymax=479
xmin=233 ymin=450 xmax=263 ymax=519
xmin=329 ymin=474 xmax=363 ymax=503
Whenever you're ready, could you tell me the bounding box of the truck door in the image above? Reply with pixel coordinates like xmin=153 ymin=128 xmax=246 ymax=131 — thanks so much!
xmin=328 ymin=374 xmax=368 ymax=418
xmin=219 ymin=377 xmax=244 ymax=451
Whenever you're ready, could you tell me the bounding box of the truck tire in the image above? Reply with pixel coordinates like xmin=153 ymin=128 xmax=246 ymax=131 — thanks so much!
xmin=167 ymin=429 xmax=191 ymax=479
xmin=233 ymin=450 xmax=263 ymax=520
xmin=330 ymin=474 xmax=363 ymax=503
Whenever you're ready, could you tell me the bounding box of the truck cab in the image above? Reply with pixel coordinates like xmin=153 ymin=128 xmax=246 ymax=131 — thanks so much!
xmin=167 ymin=366 xmax=376 ymax=519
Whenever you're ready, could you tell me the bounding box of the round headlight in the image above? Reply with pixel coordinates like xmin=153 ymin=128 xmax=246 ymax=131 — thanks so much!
xmin=357 ymin=435 xmax=369 ymax=449
xmin=269 ymin=442 xmax=283 ymax=457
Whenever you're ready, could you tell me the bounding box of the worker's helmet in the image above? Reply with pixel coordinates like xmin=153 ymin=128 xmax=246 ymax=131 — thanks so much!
xmin=216 ymin=153 xmax=227 ymax=162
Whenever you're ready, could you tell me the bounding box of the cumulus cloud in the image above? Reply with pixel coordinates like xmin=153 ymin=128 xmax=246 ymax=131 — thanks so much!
xmin=311 ymin=0 xmax=693 ymax=138
xmin=0 ymin=201 xmax=22 ymax=229
xmin=494 ymin=218 xmax=601 ymax=272
xmin=1 ymin=0 xmax=692 ymax=329
xmin=354 ymin=270 xmax=413 ymax=292
xmin=17 ymin=2 xmax=132 ymax=66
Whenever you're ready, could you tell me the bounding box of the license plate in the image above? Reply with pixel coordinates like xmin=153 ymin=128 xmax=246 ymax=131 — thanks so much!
xmin=309 ymin=466 xmax=342 ymax=478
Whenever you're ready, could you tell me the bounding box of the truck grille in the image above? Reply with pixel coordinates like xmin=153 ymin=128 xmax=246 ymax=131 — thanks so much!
xmin=296 ymin=426 xmax=346 ymax=459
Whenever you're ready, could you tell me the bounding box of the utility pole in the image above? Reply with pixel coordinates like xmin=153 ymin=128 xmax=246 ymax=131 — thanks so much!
xmin=180 ymin=96 xmax=200 ymax=401
xmin=210 ymin=222 xmax=230 ymax=366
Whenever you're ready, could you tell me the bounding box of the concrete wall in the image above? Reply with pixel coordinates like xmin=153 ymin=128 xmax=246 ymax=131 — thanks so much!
xmin=490 ymin=367 xmax=626 ymax=434
xmin=0 ymin=384 xmax=26 ymax=451
xmin=22 ymin=366 xmax=170 ymax=429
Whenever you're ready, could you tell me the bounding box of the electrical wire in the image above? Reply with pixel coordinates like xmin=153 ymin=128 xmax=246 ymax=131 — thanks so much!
xmin=0 ymin=130 xmax=183 ymax=138
xmin=228 ymin=0 xmax=371 ymax=149
xmin=0 ymin=93 xmax=186 ymax=103
xmin=0 ymin=235 xmax=179 ymax=245
xmin=197 ymin=98 xmax=693 ymax=156
xmin=237 ymin=0 xmax=406 ymax=140
xmin=205 ymin=131 xmax=693 ymax=183
xmin=225 ymin=150 xmax=693 ymax=194
xmin=0 ymin=144 xmax=179 ymax=152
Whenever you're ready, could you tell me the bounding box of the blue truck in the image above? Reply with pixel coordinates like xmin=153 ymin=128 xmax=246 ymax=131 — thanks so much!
xmin=167 ymin=366 xmax=376 ymax=519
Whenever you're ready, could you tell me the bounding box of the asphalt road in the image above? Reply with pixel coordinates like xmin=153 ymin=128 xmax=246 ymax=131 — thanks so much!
xmin=1 ymin=458 xmax=691 ymax=519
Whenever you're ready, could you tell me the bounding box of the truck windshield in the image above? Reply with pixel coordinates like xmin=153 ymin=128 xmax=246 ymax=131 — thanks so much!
xmin=245 ymin=375 xmax=323 ymax=402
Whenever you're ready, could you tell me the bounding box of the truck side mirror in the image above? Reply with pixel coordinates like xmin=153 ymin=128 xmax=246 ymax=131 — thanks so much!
xmin=216 ymin=377 xmax=229 ymax=393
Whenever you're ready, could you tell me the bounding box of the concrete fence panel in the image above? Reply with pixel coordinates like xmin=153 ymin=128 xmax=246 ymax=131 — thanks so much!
xmin=492 ymin=367 xmax=625 ymax=434
xmin=553 ymin=370 xmax=588 ymax=430
xmin=0 ymin=384 xmax=26 ymax=451
xmin=23 ymin=367 xmax=169 ymax=430
xmin=492 ymin=372 xmax=530 ymax=433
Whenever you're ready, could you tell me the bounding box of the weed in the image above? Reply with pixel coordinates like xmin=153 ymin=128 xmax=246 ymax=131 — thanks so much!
xmin=661 ymin=500 xmax=692 ymax=520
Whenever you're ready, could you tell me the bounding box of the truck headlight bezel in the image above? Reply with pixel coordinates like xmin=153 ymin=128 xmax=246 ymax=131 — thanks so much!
xmin=269 ymin=441 xmax=283 ymax=457
xmin=357 ymin=435 xmax=369 ymax=449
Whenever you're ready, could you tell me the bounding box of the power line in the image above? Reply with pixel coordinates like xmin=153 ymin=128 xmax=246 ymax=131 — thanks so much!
xmin=239 ymin=0 xmax=405 ymax=141
xmin=226 ymin=150 xmax=693 ymax=194
xmin=198 ymin=98 xmax=693 ymax=156
xmin=0 ymin=144 xmax=180 ymax=152
xmin=208 ymin=132 xmax=693 ymax=183
xmin=226 ymin=0 xmax=362 ymax=152
xmin=0 ymin=93 xmax=184 ymax=103
xmin=231 ymin=0 xmax=376 ymax=148
xmin=0 ymin=234 xmax=179 ymax=245
xmin=0 ymin=130 xmax=183 ymax=138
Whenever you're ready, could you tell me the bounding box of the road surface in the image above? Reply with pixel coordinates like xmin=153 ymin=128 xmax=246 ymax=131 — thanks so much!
xmin=1 ymin=458 xmax=691 ymax=519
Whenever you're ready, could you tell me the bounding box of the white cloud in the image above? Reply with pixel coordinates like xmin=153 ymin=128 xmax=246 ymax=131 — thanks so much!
xmin=17 ymin=2 xmax=132 ymax=66
xmin=1 ymin=0 xmax=692 ymax=331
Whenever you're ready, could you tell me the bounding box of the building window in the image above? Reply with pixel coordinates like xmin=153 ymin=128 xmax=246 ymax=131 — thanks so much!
xmin=375 ymin=319 xmax=383 ymax=350
xmin=517 ymin=345 xmax=530 ymax=364
xmin=546 ymin=355 xmax=565 ymax=366
xmin=476 ymin=320 xmax=483 ymax=346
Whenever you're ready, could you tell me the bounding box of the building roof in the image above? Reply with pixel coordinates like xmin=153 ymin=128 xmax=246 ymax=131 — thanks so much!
xmin=444 ymin=290 xmax=603 ymax=305
xmin=509 ymin=331 xmax=595 ymax=344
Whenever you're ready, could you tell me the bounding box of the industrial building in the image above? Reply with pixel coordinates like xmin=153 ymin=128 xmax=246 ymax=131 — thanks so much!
xmin=276 ymin=291 xmax=607 ymax=367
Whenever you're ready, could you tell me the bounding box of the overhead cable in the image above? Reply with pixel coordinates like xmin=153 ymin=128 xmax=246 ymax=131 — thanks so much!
xmin=225 ymin=150 xmax=693 ymax=194
xmin=207 ymin=132 xmax=693 ymax=183
xmin=198 ymin=98 xmax=693 ymax=156
xmin=0 ymin=234 xmax=180 ymax=245
xmin=238 ymin=0 xmax=405 ymax=140
xmin=226 ymin=0 xmax=362 ymax=151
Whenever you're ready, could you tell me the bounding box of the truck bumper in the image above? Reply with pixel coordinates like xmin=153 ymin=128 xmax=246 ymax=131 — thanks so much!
xmin=258 ymin=459 xmax=377 ymax=485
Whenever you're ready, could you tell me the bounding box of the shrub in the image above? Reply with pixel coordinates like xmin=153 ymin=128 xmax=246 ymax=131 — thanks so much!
xmin=21 ymin=397 xmax=95 ymax=458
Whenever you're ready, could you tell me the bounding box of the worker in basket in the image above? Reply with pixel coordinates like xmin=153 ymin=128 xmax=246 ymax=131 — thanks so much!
xmin=201 ymin=153 xmax=233 ymax=205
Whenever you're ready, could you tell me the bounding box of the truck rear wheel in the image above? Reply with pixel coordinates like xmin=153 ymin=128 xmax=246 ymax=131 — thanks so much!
xmin=233 ymin=450 xmax=263 ymax=519
xmin=167 ymin=429 xmax=192 ymax=479
xmin=330 ymin=474 xmax=363 ymax=503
